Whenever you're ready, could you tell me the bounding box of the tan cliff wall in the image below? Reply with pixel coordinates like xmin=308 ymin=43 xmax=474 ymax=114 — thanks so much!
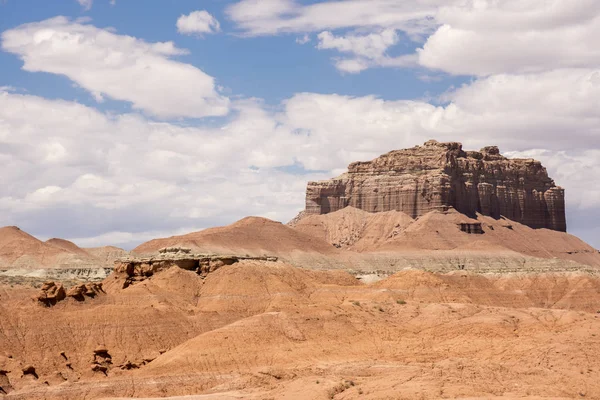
xmin=305 ymin=140 xmax=566 ymax=232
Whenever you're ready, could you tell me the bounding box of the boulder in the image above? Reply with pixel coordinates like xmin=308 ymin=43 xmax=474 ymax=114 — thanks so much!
xmin=66 ymin=283 xmax=104 ymax=301
xmin=36 ymin=281 xmax=66 ymax=306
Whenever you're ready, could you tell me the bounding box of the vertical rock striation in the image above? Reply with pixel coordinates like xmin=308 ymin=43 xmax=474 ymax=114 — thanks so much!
xmin=305 ymin=140 xmax=566 ymax=232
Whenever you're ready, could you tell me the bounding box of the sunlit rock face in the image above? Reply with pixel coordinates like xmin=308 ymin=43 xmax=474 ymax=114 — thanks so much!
xmin=305 ymin=140 xmax=566 ymax=232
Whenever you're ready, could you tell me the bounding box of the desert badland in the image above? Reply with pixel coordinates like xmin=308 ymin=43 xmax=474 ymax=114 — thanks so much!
xmin=1 ymin=141 xmax=600 ymax=399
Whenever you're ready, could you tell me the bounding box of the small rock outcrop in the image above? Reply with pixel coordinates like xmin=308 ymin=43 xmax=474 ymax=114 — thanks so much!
xmin=36 ymin=281 xmax=104 ymax=306
xmin=36 ymin=281 xmax=66 ymax=307
xmin=66 ymin=283 xmax=104 ymax=301
xmin=304 ymin=140 xmax=566 ymax=232
xmin=91 ymin=347 xmax=112 ymax=375
xmin=114 ymin=249 xmax=278 ymax=288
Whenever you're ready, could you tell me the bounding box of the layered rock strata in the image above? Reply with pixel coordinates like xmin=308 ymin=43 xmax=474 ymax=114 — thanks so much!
xmin=114 ymin=247 xmax=278 ymax=288
xmin=305 ymin=140 xmax=566 ymax=231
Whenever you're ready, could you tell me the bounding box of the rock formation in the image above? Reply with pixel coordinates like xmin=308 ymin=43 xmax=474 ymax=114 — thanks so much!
xmin=35 ymin=281 xmax=66 ymax=307
xmin=113 ymin=247 xmax=278 ymax=288
xmin=35 ymin=281 xmax=104 ymax=306
xmin=304 ymin=140 xmax=566 ymax=231
xmin=65 ymin=283 xmax=104 ymax=301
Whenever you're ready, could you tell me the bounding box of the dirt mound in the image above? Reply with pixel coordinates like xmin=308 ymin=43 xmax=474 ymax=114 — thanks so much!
xmin=135 ymin=217 xmax=337 ymax=255
xmin=292 ymin=207 xmax=414 ymax=251
xmin=390 ymin=210 xmax=600 ymax=267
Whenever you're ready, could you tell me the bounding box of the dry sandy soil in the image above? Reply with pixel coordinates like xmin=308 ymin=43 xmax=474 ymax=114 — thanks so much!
xmin=1 ymin=260 xmax=600 ymax=399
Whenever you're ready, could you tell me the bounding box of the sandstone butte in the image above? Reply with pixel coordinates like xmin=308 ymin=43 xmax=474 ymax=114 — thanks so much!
xmin=2 ymin=140 xmax=600 ymax=400
xmin=304 ymin=140 xmax=567 ymax=232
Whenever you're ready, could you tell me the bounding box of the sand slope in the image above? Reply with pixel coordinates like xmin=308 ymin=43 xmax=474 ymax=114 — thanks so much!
xmin=293 ymin=207 xmax=600 ymax=268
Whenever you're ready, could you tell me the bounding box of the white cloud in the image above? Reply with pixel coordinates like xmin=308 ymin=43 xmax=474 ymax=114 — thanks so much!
xmin=0 ymin=89 xmax=320 ymax=244
xmin=226 ymin=0 xmax=445 ymax=37
xmin=224 ymin=0 xmax=440 ymax=73
xmin=177 ymin=10 xmax=221 ymax=36
xmin=1 ymin=17 xmax=229 ymax=119
xmin=76 ymin=0 xmax=92 ymax=11
xmin=296 ymin=34 xmax=310 ymax=44
xmin=418 ymin=0 xmax=600 ymax=76
xmin=317 ymin=29 xmax=398 ymax=59
xmin=316 ymin=29 xmax=416 ymax=73
xmin=227 ymin=0 xmax=600 ymax=76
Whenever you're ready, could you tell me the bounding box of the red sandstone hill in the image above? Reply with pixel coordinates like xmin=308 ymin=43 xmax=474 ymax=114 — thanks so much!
xmin=0 ymin=226 xmax=126 ymax=270
xmin=0 ymin=226 xmax=67 ymax=268
xmin=133 ymin=216 xmax=345 ymax=268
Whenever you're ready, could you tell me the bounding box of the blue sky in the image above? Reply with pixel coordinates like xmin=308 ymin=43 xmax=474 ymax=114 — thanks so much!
xmin=0 ymin=0 xmax=466 ymax=109
xmin=0 ymin=0 xmax=599 ymax=248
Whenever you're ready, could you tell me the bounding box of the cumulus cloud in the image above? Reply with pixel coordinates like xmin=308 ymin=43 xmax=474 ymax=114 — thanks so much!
xmin=226 ymin=0 xmax=444 ymax=37
xmin=317 ymin=29 xmax=398 ymax=58
xmin=316 ymin=29 xmax=416 ymax=73
xmin=227 ymin=0 xmax=600 ymax=76
xmin=177 ymin=10 xmax=221 ymax=36
xmin=226 ymin=0 xmax=440 ymax=73
xmin=0 ymin=89 xmax=322 ymax=247
xmin=418 ymin=0 xmax=600 ymax=75
xmin=1 ymin=17 xmax=229 ymax=118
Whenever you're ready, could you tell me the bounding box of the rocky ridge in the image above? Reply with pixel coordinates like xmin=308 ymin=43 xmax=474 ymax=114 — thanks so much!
xmin=113 ymin=247 xmax=278 ymax=288
xmin=305 ymin=140 xmax=566 ymax=231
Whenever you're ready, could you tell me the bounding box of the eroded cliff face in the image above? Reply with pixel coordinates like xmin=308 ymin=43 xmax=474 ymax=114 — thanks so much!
xmin=305 ymin=140 xmax=566 ymax=232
